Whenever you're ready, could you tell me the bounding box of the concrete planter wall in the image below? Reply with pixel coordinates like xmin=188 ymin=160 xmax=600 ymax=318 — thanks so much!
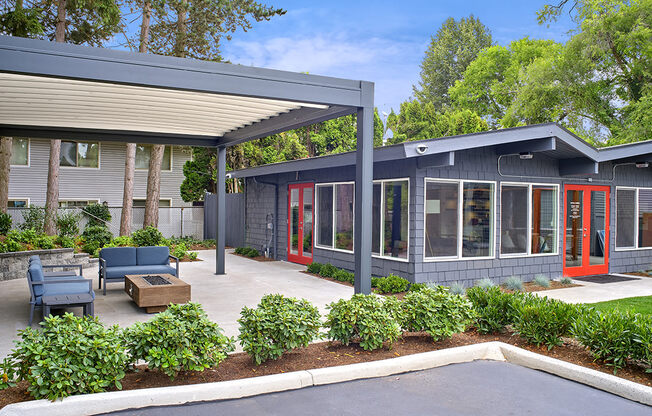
xmin=0 ymin=249 xmax=92 ymax=282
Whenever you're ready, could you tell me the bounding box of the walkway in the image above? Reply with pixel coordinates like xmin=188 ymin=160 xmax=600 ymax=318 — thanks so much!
xmin=102 ymin=360 xmax=651 ymax=416
xmin=540 ymin=274 xmax=652 ymax=304
xmin=0 ymin=250 xmax=352 ymax=357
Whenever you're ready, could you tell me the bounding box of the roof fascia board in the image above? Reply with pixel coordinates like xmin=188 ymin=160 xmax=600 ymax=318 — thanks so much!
xmin=597 ymin=141 xmax=652 ymax=162
xmin=559 ymin=157 xmax=599 ymax=176
xmin=494 ymin=137 xmax=555 ymax=155
xmin=0 ymin=35 xmax=364 ymax=107
xmin=0 ymin=124 xmax=219 ymax=146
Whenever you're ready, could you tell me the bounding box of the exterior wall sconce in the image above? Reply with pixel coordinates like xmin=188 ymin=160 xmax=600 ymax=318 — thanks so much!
xmin=519 ymin=152 xmax=533 ymax=160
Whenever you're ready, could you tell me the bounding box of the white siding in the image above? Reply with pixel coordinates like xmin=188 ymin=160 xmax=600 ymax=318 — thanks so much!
xmin=8 ymin=139 xmax=192 ymax=207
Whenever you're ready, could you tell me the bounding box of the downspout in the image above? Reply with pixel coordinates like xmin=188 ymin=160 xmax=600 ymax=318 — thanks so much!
xmin=252 ymin=177 xmax=278 ymax=260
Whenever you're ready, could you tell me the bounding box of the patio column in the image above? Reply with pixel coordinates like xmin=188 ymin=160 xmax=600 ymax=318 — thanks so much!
xmin=354 ymin=81 xmax=374 ymax=294
xmin=215 ymin=145 xmax=226 ymax=275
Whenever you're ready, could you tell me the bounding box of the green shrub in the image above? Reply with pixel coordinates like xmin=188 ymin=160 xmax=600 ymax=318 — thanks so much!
xmin=238 ymin=294 xmax=321 ymax=365
xmin=0 ymin=357 xmax=17 ymax=389
xmin=201 ymin=239 xmax=215 ymax=248
xmin=0 ymin=235 xmax=22 ymax=253
xmin=20 ymin=206 xmax=45 ymax=233
xmin=82 ymin=203 xmax=111 ymax=228
xmin=334 ymin=269 xmax=354 ymax=284
xmin=374 ymin=274 xmax=410 ymax=294
xmin=111 ymin=235 xmax=134 ymax=247
xmin=35 ymin=234 xmax=55 ymax=249
xmin=234 ymin=246 xmax=259 ymax=257
xmin=7 ymin=228 xmax=36 ymax=245
xmin=632 ymin=314 xmax=652 ymax=372
xmin=400 ymin=286 xmax=476 ymax=341
xmin=560 ymin=277 xmax=573 ymax=285
xmin=504 ymin=276 xmax=523 ymax=291
xmin=55 ymin=235 xmax=76 ymax=248
xmin=371 ymin=276 xmax=380 ymax=288
xmin=475 ymin=278 xmax=495 ymax=289
xmin=188 ymin=251 xmax=198 ymax=260
xmin=325 ymin=294 xmax=401 ymax=351
xmin=81 ymin=225 xmax=113 ymax=254
xmin=56 ymin=210 xmax=81 ymax=237
xmin=319 ymin=263 xmax=338 ymax=278
xmin=533 ymin=274 xmax=550 ymax=288
xmin=466 ymin=286 xmax=522 ymax=334
xmin=306 ymin=262 xmax=323 ymax=274
xmin=0 ymin=212 xmax=11 ymax=234
xmin=124 ymin=303 xmax=234 ymax=379
xmin=7 ymin=314 xmax=128 ymax=400
xmin=131 ymin=226 xmax=164 ymax=247
xmin=408 ymin=283 xmax=427 ymax=292
xmin=449 ymin=282 xmax=466 ymax=295
xmin=514 ymin=296 xmax=579 ymax=349
xmin=172 ymin=242 xmax=189 ymax=259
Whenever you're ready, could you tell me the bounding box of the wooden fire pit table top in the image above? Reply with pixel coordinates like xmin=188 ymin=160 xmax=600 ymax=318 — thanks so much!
xmin=124 ymin=274 xmax=191 ymax=313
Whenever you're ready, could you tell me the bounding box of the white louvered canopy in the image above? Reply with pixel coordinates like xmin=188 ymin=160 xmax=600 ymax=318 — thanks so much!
xmin=0 ymin=72 xmax=329 ymax=137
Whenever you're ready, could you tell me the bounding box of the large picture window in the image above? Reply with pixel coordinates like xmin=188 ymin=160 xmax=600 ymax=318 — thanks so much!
xmin=135 ymin=145 xmax=172 ymax=171
xmin=618 ymin=187 xmax=652 ymax=250
xmin=10 ymin=138 xmax=28 ymax=166
xmin=500 ymin=183 xmax=558 ymax=256
xmin=315 ymin=179 xmax=409 ymax=259
xmin=60 ymin=141 xmax=99 ymax=168
xmin=424 ymin=179 xmax=494 ymax=260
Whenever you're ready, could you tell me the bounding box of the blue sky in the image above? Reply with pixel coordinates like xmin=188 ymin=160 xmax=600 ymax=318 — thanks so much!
xmin=218 ymin=1 xmax=576 ymax=115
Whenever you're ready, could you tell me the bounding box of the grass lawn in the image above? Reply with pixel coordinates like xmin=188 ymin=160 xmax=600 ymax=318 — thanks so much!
xmin=587 ymin=296 xmax=652 ymax=315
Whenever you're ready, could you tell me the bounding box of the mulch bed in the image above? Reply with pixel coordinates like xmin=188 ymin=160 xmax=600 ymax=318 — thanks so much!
xmin=517 ymin=281 xmax=580 ymax=292
xmin=188 ymin=244 xmax=216 ymax=251
xmin=170 ymin=257 xmax=202 ymax=263
xmin=624 ymin=272 xmax=652 ymax=278
xmin=1 ymin=329 xmax=650 ymax=410
xmin=231 ymin=253 xmax=277 ymax=262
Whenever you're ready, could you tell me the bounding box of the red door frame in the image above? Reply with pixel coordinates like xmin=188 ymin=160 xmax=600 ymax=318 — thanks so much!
xmin=563 ymin=184 xmax=610 ymax=277
xmin=287 ymin=183 xmax=314 ymax=265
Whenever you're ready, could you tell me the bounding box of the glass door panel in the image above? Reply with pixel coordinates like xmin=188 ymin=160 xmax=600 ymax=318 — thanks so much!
xmin=589 ymin=191 xmax=607 ymax=265
xmin=290 ymin=188 xmax=299 ymax=255
xmin=288 ymin=183 xmax=314 ymax=265
xmin=303 ymin=188 xmax=313 ymax=258
xmin=565 ymin=190 xmax=583 ymax=268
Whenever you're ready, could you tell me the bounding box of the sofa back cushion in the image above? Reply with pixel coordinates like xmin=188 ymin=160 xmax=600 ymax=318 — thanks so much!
xmin=100 ymin=247 xmax=137 ymax=267
xmin=29 ymin=255 xmax=41 ymax=264
xmin=29 ymin=263 xmax=45 ymax=298
xmin=137 ymin=246 xmax=169 ymax=266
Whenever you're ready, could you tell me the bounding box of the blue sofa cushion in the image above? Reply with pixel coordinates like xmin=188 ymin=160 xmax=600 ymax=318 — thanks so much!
xmin=137 ymin=246 xmax=170 ymax=266
xmin=29 ymin=255 xmax=41 ymax=264
xmin=101 ymin=247 xmax=137 ymax=267
xmin=29 ymin=264 xmax=45 ymax=297
xmin=105 ymin=265 xmax=176 ymax=279
xmin=37 ymin=282 xmax=94 ymax=305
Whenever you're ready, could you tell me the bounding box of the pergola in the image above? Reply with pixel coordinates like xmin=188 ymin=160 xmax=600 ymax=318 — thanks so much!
xmin=0 ymin=35 xmax=375 ymax=294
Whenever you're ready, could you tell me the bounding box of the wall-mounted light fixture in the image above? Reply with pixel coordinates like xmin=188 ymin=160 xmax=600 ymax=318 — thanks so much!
xmin=519 ymin=152 xmax=533 ymax=160
xmin=635 ymin=162 xmax=649 ymax=168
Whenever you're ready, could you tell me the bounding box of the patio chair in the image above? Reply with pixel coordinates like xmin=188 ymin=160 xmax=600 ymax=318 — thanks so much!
xmin=27 ymin=262 xmax=95 ymax=325
xmin=29 ymin=255 xmax=84 ymax=278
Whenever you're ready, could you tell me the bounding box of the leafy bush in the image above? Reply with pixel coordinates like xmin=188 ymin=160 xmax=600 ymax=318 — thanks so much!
xmin=172 ymin=242 xmax=189 ymax=259
xmin=475 ymin=278 xmax=495 ymax=289
xmin=560 ymin=277 xmax=573 ymax=285
xmin=400 ymin=286 xmax=476 ymax=341
xmin=201 ymin=239 xmax=215 ymax=248
xmin=81 ymin=225 xmax=113 ymax=254
xmin=55 ymin=235 xmax=76 ymax=248
xmin=466 ymin=286 xmax=522 ymax=334
xmin=514 ymin=296 xmax=579 ymax=349
xmin=56 ymin=210 xmax=81 ymax=237
xmin=238 ymin=294 xmax=321 ymax=365
xmin=632 ymin=314 xmax=652 ymax=372
xmin=35 ymin=234 xmax=55 ymax=249
xmin=504 ymin=276 xmax=523 ymax=291
xmin=0 ymin=357 xmax=17 ymax=389
xmin=20 ymin=206 xmax=44 ymax=233
xmin=449 ymin=282 xmax=465 ymax=295
xmin=371 ymin=276 xmax=380 ymax=288
xmin=306 ymin=262 xmax=323 ymax=274
xmin=533 ymin=274 xmax=550 ymax=288
xmin=325 ymin=294 xmax=401 ymax=351
xmin=188 ymin=251 xmax=198 ymax=260
xmin=110 ymin=235 xmax=134 ymax=247
xmin=131 ymin=226 xmax=164 ymax=247
xmin=6 ymin=314 xmax=128 ymax=400
xmin=374 ymin=274 xmax=410 ymax=294
xmin=0 ymin=236 xmax=22 ymax=253
xmin=82 ymin=203 xmax=111 ymax=228
xmin=0 ymin=212 xmax=11 ymax=234
xmin=318 ymin=263 xmax=338 ymax=278
xmin=408 ymin=283 xmax=427 ymax=292
xmin=334 ymin=269 xmax=354 ymax=284
xmin=234 ymin=246 xmax=259 ymax=257
xmin=124 ymin=303 xmax=234 ymax=379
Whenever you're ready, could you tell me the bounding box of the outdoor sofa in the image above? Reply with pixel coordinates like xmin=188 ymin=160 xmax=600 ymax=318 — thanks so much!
xmin=99 ymin=246 xmax=179 ymax=295
xmin=27 ymin=256 xmax=94 ymax=325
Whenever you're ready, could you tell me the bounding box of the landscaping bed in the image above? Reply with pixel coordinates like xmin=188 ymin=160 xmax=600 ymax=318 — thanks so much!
xmin=625 ymin=271 xmax=652 ymax=278
xmin=517 ymin=280 xmax=580 ymax=292
xmin=232 ymin=246 xmax=276 ymax=262
xmin=2 ymin=329 xmax=650 ymax=410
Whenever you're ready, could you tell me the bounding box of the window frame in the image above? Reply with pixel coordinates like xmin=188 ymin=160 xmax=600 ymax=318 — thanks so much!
xmin=58 ymin=199 xmax=101 ymax=208
xmin=135 ymin=144 xmax=173 ymax=172
xmin=7 ymin=198 xmax=30 ymax=208
xmin=10 ymin=138 xmax=30 ymax=167
xmin=498 ymin=182 xmax=560 ymax=258
xmin=313 ymin=178 xmax=411 ymax=262
xmin=59 ymin=141 xmax=101 ymax=169
xmin=615 ymin=186 xmax=652 ymax=251
xmin=132 ymin=198 xmax=173 ymax=208
xmin=423 ymin=178 xmax=497 ymax=262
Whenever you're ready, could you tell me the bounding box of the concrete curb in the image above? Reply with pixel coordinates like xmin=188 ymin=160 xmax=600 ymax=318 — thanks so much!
xmin=2 ymin=341 xmax=651 ymax=415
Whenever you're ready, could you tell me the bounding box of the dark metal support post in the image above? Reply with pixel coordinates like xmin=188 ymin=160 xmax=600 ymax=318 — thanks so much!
xmin=353 ymin=82 xmax=374 ymax=294
xmin=215 ymin=146 xmax=226 ymax=275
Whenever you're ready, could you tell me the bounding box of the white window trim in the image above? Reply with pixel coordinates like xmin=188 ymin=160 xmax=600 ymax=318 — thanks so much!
xmin=59 ymin=141 xmax=101 ymax=170
xmin=372 ymin=178 xmax=410 ymax=262
xmin=498 ymin=182 xmax=560 ymax=258
xmin=9 ymin=138 xmax=30 ymax=167
xmin=132 ymin=198 xmax=173 ymax=207
xmin=615 ymin=186 xmax=652 ymax=251
xmin=315 ymin=181 xmax=355 ymax=253
xmin=423 ymin=178 xmax=497 ymax=262
xmin=135 ymin=145 xmax=174 ymax=172
xmin=58 ymin=199 xmax=101 ymax=207
xmin=7 ymin=197 xmax=30 ymax=207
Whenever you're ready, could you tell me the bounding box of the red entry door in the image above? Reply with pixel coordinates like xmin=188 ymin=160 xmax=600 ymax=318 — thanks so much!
xmin=563 ymin=184 xmax=610 ymax=277
xmin=287 ymin=183 xmax=314 ymax=265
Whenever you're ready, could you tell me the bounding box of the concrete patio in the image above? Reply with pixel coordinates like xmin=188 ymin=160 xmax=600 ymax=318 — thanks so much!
xmin=0 ymin=249 xmax=353 ymax=358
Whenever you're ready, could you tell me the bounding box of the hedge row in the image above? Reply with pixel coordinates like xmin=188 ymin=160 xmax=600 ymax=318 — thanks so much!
xmin=307 ymin=262 xmax=411 ymax=294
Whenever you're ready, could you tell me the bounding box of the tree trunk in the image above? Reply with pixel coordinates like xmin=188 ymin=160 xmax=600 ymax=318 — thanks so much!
xmin=55 ymin=0 xmax=66 ymax=42
xmin=0 ymin=137 xmax=12 ymax=213
xmin=119 ymin=143 xmax=136 ymax=235
xmin=143 ymin=145 xmax=165 ymax=227
xmin=173 ymin=1 xmax=188 ymax=58
xmin=139 ymin=0 xmax=152 ymax=53
xmin=44 ymin=139 xmax=61 ymax=234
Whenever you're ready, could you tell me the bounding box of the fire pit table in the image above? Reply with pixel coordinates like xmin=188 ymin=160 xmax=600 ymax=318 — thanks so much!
xmin=125 ymin=274 xmax=191 ymax=313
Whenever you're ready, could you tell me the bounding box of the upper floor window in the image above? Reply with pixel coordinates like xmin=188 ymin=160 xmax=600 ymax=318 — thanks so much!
xmin=8 ymin=199 xmax=28 ymax=208
xmin=135 ymin=145 xmax=172 ymax=171
xmin=133 ymin=199 xmax=171 ymax=207
xmin=10 ymin=138 xmax=28 ymax=166
xmin=60 ymin=141 xmax=99 ymax=168
xmin=58 ymin=200 xmax=99 ymax=207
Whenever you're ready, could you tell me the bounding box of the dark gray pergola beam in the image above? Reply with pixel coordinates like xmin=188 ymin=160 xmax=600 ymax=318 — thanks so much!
xmin=559 ymin=157 xmax=599 ymax=176
xmin=0 ymin=35 xmax=364 ymax=107
xmin=215 ymin=146 xmax=226 ymax=275
xmin=494 ymin=137 xmax=555 ymax=155
xmin=416 ymin=152 xmax=455 ymax=169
